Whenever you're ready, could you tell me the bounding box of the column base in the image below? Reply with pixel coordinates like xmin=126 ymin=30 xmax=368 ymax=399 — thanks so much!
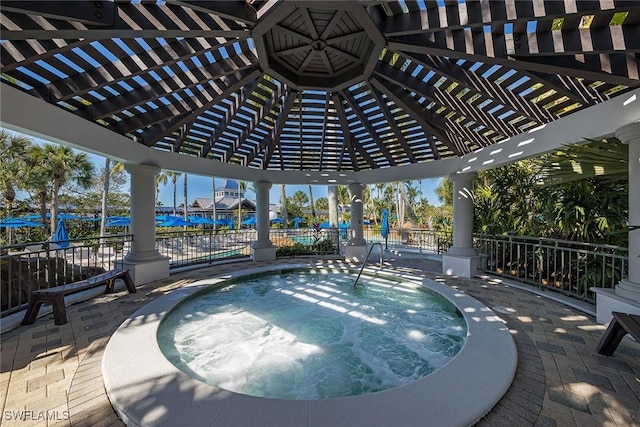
xmin=251 ymin=245 xmax=276 ymax=261
xmin=442 ymin=253 xmax=486 ymax=278
xmin=345 ymin=244 xmax=367 ymax=263
xmin=121 ymin=256 xmax=170 ymax=285
xmin=593 ymin=282 xmax=640 ymax=325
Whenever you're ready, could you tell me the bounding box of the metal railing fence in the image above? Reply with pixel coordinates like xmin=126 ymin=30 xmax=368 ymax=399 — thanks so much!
xmin=475 ymin=234 xmax=628 ymax=304
xmin=1 ymin=234 xmax=132 ymax=317
xmin=363 ymin=228 xmax=453 ymax=254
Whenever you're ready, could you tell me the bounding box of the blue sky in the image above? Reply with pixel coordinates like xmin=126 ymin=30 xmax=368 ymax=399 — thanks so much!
xmin=14 ymin=133 xmax=444 ymax=208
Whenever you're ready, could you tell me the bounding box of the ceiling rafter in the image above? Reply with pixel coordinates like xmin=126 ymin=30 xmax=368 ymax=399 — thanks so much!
xmin=224 ymin=81 xmax=285 ymax=162
xmin=366 ymin=82 xmax=414 ymax=163
xmin=388 ymin=32 xmax=640 ymax=86
xmin=258 ymin=90 xmax=299 ymax=169
xmin=32 ymin=38 xmax=256 ymax=102
xmin=332 ymin=93 xmax=360 ymax=171
xmin=199 ymin=78 xmax=262 ymax=158
xmin=379 ymin=1 xmax=640 ymax=36
xmin=78 ymin=54 xmax=257 ymax=121
xmin=139 ymin=68 xmax=262 ymax=146
xmin=403 ymin=52 xmax=553 ymax=124
xmin=514 ymin=24 xmax=640 ymax=57
xmin=341 ymin=86 xmax=397 ymax=165
xmin=0 ymin=2 xmax=250 ymax=40
xmin=318 ymin=93 xmax=331 ymax=170
xmin=168 ymin=1 xmax=257 ymax=25
xmin=370 ymin=76 xmax=459 ymax=158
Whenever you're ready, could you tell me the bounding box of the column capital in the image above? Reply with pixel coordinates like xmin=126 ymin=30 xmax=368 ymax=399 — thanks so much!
xmin=125 ymin=163 xmax=161 ymax=176
xmin=254 ymin=180 xmax=272 ymax=191
xmin=449 ymin=171 xmax=478 ymax=182
xmin=615 ymin=122 xmax=640 ymax=145
xmin=348 ymin=182 xmax=365 ymax=192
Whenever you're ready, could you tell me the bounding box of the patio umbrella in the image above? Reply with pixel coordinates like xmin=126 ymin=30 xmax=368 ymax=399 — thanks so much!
xmin=53 ymin=219 xmax=69 ymax=248
xmin=381 ymin=209 xmax=389 ymax=249
xmin=156 ymin=214 xmax=182 ymax=222
xmin=106 ymin=217 xmax=131 ymax=227
xmin=157 ymin=218 xmax=196 ymax=227
xmin=0 ymin=218 xmax=42 ymax=228
xmin=292 ymin=217 xmax=305 ymax=228
xmin=242 ymin=217 xmax=256 ymax=225
xmin=23 ymin=213 xmax=82 ymax=220
xmin=270 ymin=218 xmax=283 ymax=224
xmin=188 ymin=215 xmax=214 ymax=225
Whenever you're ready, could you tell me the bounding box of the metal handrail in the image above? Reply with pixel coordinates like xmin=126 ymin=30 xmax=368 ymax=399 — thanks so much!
xmin=353 ymin=242 xmax=384 ymax=288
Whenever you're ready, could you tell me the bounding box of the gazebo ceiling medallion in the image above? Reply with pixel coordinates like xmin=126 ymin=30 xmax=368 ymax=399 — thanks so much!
xmin=252 ymin=2 xmax=385 ymax=91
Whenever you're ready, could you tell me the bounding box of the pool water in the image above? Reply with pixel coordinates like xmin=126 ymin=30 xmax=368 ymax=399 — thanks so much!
xmin=157 ymin=269 xmax=466 ymax=400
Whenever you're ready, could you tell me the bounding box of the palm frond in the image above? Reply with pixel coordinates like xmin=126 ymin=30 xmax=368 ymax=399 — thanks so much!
xmin=537 ymin=138 xmax=628 ymax=186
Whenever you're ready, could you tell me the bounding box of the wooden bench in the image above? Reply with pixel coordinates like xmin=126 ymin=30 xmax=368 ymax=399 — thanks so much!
xmin=21 ymin=269 xmax=136 ymax=326
xmin=596 ymin=311 xmax=640 ymax=356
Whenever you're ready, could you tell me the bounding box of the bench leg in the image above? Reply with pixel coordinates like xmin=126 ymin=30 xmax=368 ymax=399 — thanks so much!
xmin=51 ymin=295 xmax=68 ymax=325
xmin=22 ymin=294 xmax=68 ymax=326
xmin=22 ymin=300 xmax=44 ymax=326
xmin=122 ymin=271 xmax=136 ymax=293
xmin=596 ymin=319 xmax=628 ymax=356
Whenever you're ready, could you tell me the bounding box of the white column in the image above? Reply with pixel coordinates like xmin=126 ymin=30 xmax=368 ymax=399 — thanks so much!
xmin=123 ymin=163 xmax=169 ymax=284
xmin=594 ymin=122 xmax=640 ymax=323
xmin=448 ymin=172 xmax=478 ymax=256
xmin=251 ymin=181 xmax=276 ymax=261
xmin=615 ymin=123 xmax=640 ymax=301
xmin=345 ymin=183 xmax=367 ymax=262
xmin=442 ymin=172 xmax=484 ymax=278
xmin=328 ymin=185 xmax=339 ymax=227
xmin=348 ymin=183 xmax=366 ymax=245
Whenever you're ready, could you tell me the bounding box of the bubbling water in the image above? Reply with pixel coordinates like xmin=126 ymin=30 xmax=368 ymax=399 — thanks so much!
xmin=158 ymin=269 xmax=466 ymax=400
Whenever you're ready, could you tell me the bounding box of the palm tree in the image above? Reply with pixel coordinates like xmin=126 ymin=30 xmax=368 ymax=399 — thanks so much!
xmin=279 ymin=184 xmax=288 ymax=227
xmin=212 ymin=177 xmax=217 ymax=225
xmin=0 ymin=130 xmax=32 ymax=243
xmin=155 ymin=172 xmax=168 ymax=207
xmin=164 ymin=171 xmax=181 ymax=216
xmin=0 ymin=130 xmax=31 ymax=219
xmin=237 ymin=180 xmax=246 ymax=229
xmin=183 ymin=173 xmax=188 ymax=220
xmin=39 ymin=144 xmax=93 ymax=236
xmin=100 ymin=158 xmax=124 ymax=237
xmin=308 ymin=185 xmax=316 ymax=221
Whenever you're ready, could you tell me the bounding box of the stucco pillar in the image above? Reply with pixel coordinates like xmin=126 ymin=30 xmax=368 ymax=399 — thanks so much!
xmin=123 ymin=163 xmax=169 ymax=284
xmin=345 ymin=183 xmax=367 ymax=262
xmin=594 ymin=122 xmax=640 ymax=323
xmin=442 ymin=172 xmax=484 ymax=278
xmin=252 ymin=181 xmax=276 ymax=261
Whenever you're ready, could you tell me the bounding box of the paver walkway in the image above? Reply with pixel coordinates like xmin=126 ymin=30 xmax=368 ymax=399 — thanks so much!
xmin=1 ymin=255 xmax=638 ymax=426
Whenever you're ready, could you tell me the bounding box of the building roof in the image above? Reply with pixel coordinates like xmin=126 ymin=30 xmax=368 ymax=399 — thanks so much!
xmin=1 ymin=1 xmax=639 ymax=184
xmin=192 ymin=197 xmax=255 ymax=211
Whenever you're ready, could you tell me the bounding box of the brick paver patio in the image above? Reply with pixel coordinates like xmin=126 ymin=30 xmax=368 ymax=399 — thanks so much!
xmin=1 ymin=254 xmax=638 ymax=426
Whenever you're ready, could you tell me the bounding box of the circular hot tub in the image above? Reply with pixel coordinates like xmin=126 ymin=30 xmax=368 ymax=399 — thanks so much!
xmin=103 ymin=264 xmax=517 ymax=427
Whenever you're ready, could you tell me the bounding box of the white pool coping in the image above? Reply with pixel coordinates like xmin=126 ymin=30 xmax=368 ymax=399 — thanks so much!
xmin=103 ymin=263 xmax=517 ymax=427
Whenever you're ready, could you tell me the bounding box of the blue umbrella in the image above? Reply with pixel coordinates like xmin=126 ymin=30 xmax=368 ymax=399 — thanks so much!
xmin=242 ymin=217 xmax=256 ymax=225
xmin=381 ymin=209 xmax=390 ymax=240
xmin=292 ymin=217 xmax=305 ymax=228
xmin=23 ymin=213 xmax=82 ymax=220
xmin=270 ymin=218 xmax=283 ymax=224
xmin=318 ymin=221 xmax=348 ymax=229
xmin=0 ymin=218 xmax=42 ymax=228
xmin=53 ymin=219 xmax=69 ymax=248
xmin=158 ymin=218 xmax=196 ymax=227
xmin=106 ymin=217 xmax=131 ymax=227
xmin=188 ymin=216 xmax=214 ymax=225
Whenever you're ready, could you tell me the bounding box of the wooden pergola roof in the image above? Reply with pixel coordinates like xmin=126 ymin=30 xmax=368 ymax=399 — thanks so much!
xmin=2 ymin=0 xmax=639 ymax=173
